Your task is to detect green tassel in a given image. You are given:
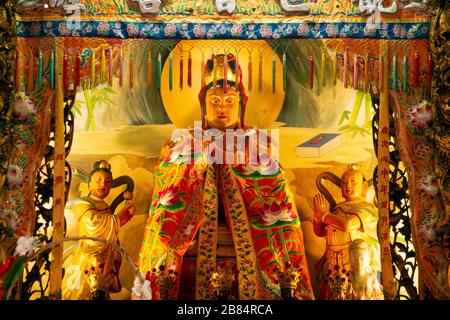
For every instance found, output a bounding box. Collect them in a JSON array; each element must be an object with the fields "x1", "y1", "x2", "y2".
[
  {"x1": 402, "y1": 55, "x2": 408, "y2": 92},
  {"x1": 392, "y1": 54, "x2": 397, "y2": 92},
  {"x1": 169, "y1": 52, "x2": 173, "y2": 91},
  {"x1": 272, "y1": 54, "x2": 276, "y2": 93},
  {"x1": 157, "y1": 52, "x2": 162, "y2": 89},
  {"x1": 282, "y1": 52, "x2": 286, "y2": 92},
  {"x1": 38, "y1": 49, "x2": 43, "y2": 89},
  {"x1": 50, "y1": 49, "x2": 55, "y2": 89}
]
